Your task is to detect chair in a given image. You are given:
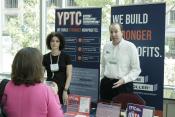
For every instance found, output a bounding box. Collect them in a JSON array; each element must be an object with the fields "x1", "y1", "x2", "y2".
[{"x1": 112, "y1": 93, "x2": 146, "y2": 110}]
